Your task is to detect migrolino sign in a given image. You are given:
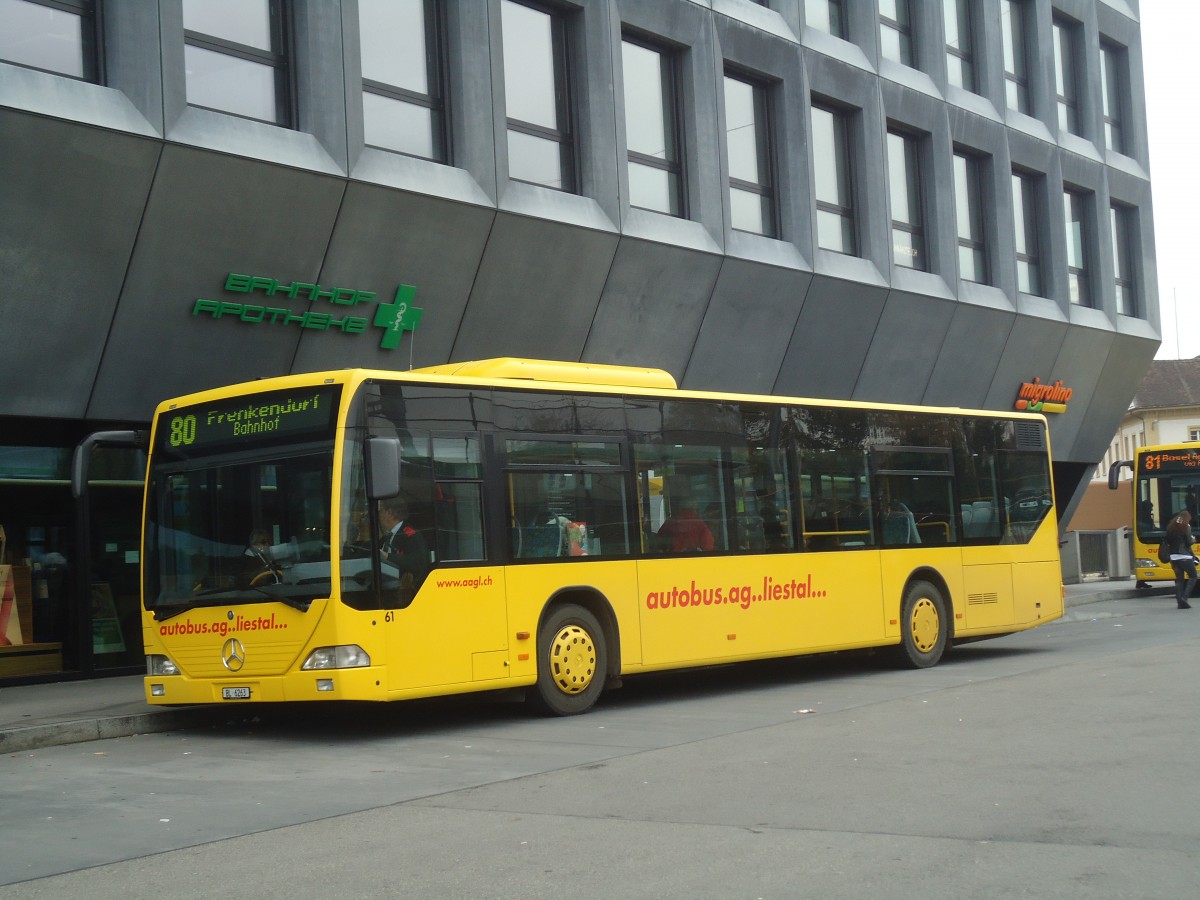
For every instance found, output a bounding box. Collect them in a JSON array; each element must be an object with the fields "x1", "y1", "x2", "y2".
[
  {"x1": 192, "y1": 273, "x2": 424, "y2": 350},
  {"x1": 1014, "y1": 377, "x2": 1072, "y2": 414}
]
